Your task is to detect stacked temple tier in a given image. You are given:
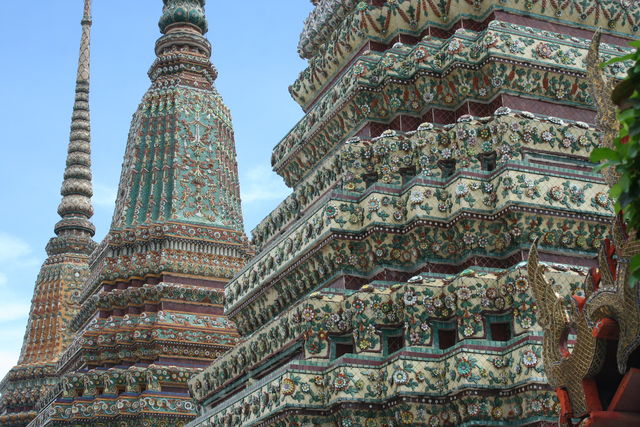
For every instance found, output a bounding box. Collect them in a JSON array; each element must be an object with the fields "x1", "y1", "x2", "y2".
[
  {"x1": 188, "y1": 0, "x2": 638, "y2": 426},
  {"x1": 17, "y1": 1, "x2": 252, "y2": 426},
  {"x1": 0, "y1": 1, "x2": 97, "y2": 425},
  {"x1": 2, "y1": 0, "x2": 639, "y2": 426}
]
